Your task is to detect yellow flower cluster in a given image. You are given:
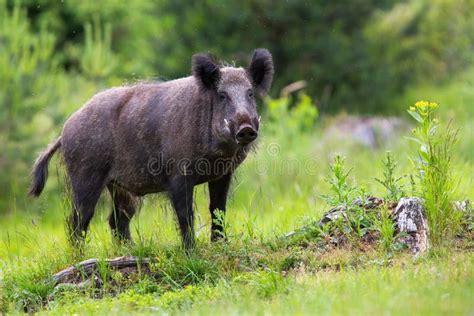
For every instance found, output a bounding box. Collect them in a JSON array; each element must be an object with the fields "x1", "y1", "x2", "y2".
[{"x1": 415, "y1": 100, "x2": 439, "y2": 109}]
